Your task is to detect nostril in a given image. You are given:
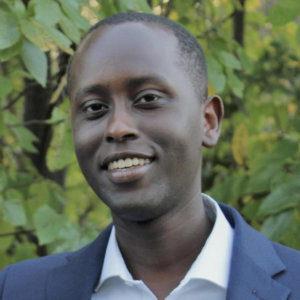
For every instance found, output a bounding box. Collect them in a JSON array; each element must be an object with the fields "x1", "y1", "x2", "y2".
[
  {"x1": 106, "y1": 136, "x2": 114, "y2": 143},
  {"x1": 106, "y1": 133, "x2": 137, "y2": 143},
  {"x1": 123, "y1": 133, "x2": 137, "y2": 140}
]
